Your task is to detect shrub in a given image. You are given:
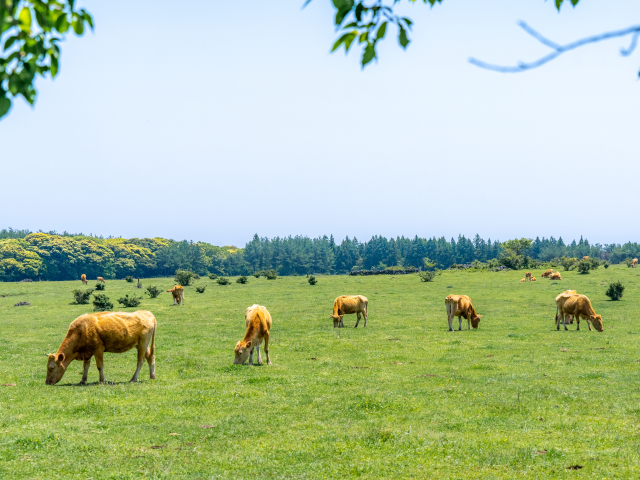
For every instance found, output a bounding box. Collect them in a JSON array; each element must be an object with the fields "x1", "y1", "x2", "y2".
[
  {"x1": 125, "y1": 276, "x2": 133, "y2": 283},
  {"x1": 72, "y1": 289, "x2": 94, "y2": 305},
  {"x1": 604, "y1": 262, "x2": 610, "y2": 269},
  {"x1": 174, "y1": 269, "x2": 198, "y2": 286},
  {"x1": 308, "y1": 275, "x2": 317, "y2": 285},
  {"x1": 92, "y1": 294, "x2": 113, "y2": 312},
  {"x1": 236, "y1": 276, "x2": 248, "y2": 284},
  {"x1": 589, "y1": 258, "x2": 601, "y2": 270},
  {"x1": 136, "y1": 277, "x2": 142, "y2": 288},
  {"x1": 117, "y1": 294, "x2": 142, "y2": 308},
  {"x1": 577, "y1": 260, "x2": 591, "y2": 274},
  {"x1": 560, "y1": 257, "x2": 577, "y2": 271},
  {"x1": 253, "y1": 271, "x2": 262, "y2": 278},
  {"x1": 624, "y1": 258, "x2": 633, "y2": 268},
  {"x1": 208, "y1": 273, "x2": 218, "y2": 280},
  {"x1": 217, "y1": 277, "x2": 230, "y2": 285},
  {"x1": 265, "y1": 269, "x2": 277, "y2": 280},
  {"x1": 195, "y1": 285, "x2": 207, "y2": 293},
  {"x1": 606, "y1": 281, "x2": 625, "y2": 301},
  {"x1": 94, "y1": 282, "x2": 105, "y2": 291},
  {"x1": 145, "y1": 285, "x2": 162, "y2": 298},
  {"x1": 419, "y1": 271, "x2": 435, "y2": 282}
]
